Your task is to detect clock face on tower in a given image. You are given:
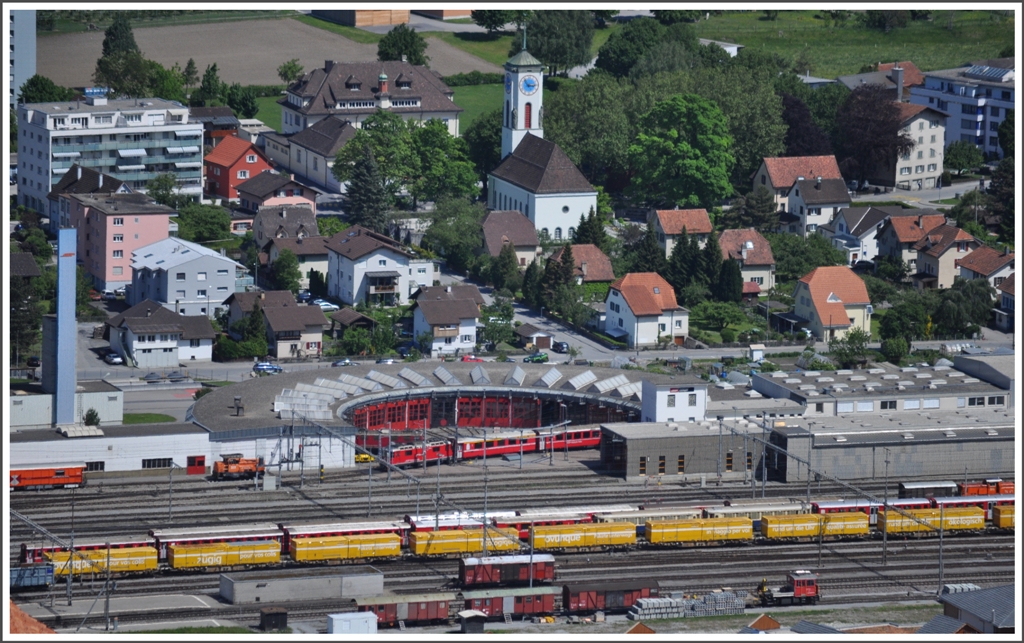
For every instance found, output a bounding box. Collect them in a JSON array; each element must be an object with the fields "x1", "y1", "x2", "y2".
[
  {"x1": 520, "y1": 75, "x2": 539, "y2": 96},
  {"x1": 504, "y1": 73, "x2": 512, "y2": 94}
]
